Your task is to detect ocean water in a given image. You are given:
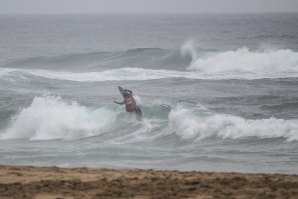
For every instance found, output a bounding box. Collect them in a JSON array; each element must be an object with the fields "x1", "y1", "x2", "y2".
[{"x1": 1, "y1": 14, "x2": 298, "y2": 174}]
